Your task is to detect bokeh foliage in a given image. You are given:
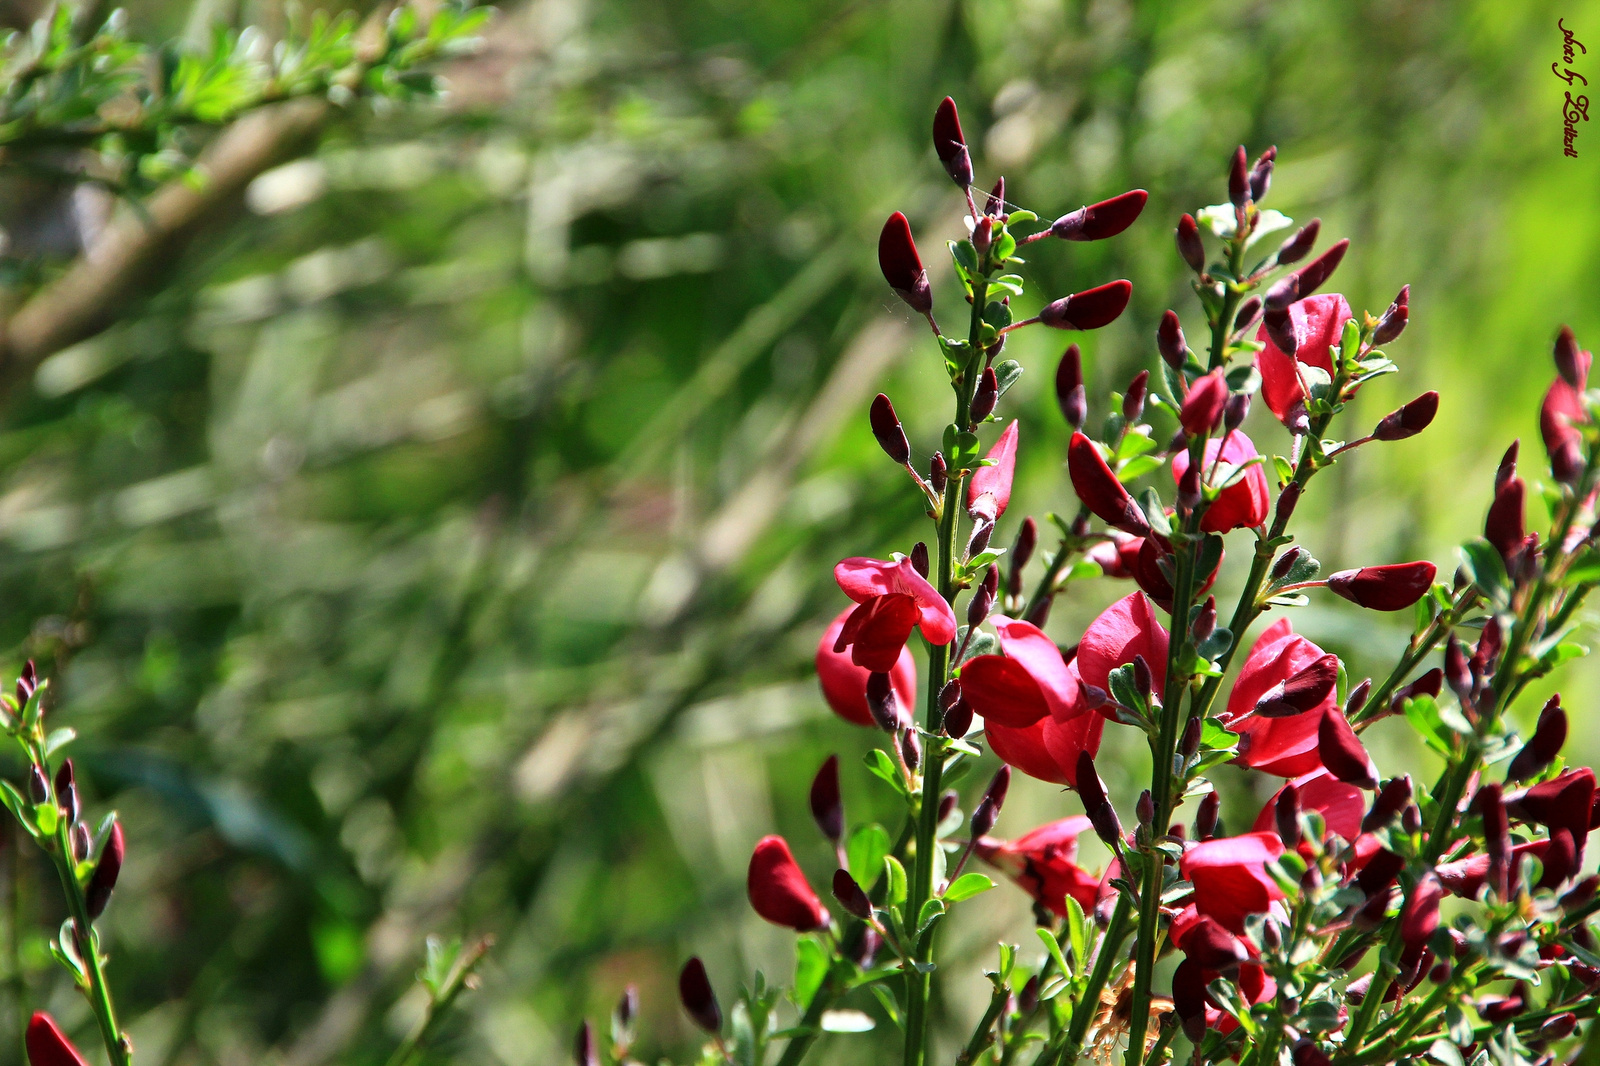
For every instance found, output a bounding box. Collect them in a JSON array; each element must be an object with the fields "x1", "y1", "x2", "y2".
[{"x1": 0, "y1": 0, "x2": 1595, "y2": 1063}]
